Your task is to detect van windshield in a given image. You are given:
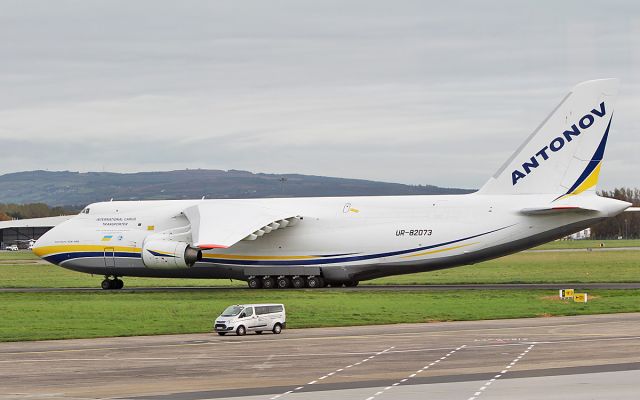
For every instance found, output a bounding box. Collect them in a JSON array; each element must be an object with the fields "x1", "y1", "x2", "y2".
[{"x1": 221, "y1": 306, "x2": 244, "y2": 317}]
